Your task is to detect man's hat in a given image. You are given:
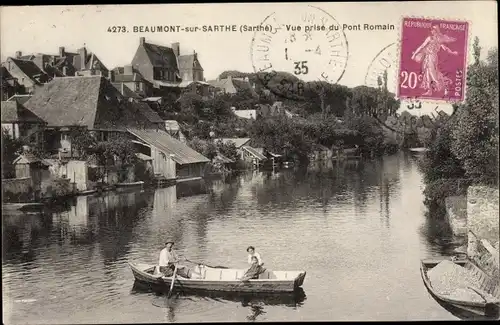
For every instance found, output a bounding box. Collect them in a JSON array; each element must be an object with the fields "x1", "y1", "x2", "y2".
[{"x1": 165, "y1": 240, "x2": 175, "y2": 245}]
